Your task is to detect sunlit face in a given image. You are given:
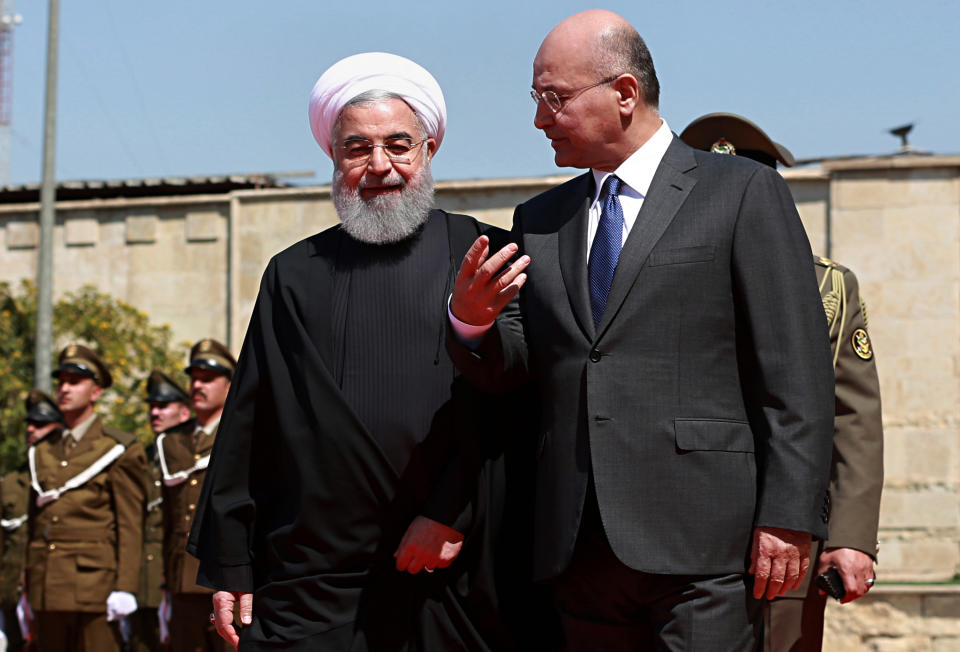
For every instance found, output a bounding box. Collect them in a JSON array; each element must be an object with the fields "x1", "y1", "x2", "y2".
[
  {"x1": 26, "y1": 420, "x2": 61, "y2": 446},
  {"x1": 531, "y1": 37, "x2": 624, "y2": 170},
  {"x1": 56, "y1": 372, "x2": 102, "y2": 415},
  {"x1": 332, "y1": 98, "x2": 435, "y2": 201},
  {"x1": 148, "y1": 400, "x2": 191, "y2": 434},
  {"x1": 189, "y1": 369, "x2": 230, "y2": 417}
]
